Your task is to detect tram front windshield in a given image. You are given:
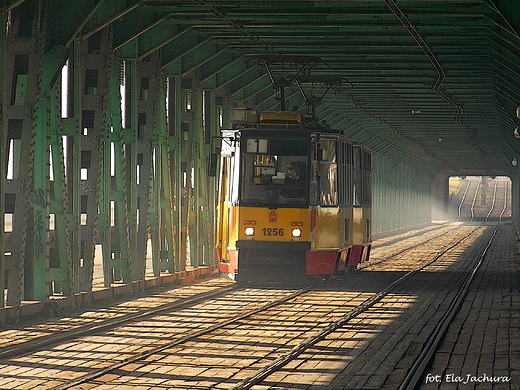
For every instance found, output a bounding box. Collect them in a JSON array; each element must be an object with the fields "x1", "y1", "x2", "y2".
[{"x1": 240, "y1": 136, "x2": 309, "y2": 206}]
